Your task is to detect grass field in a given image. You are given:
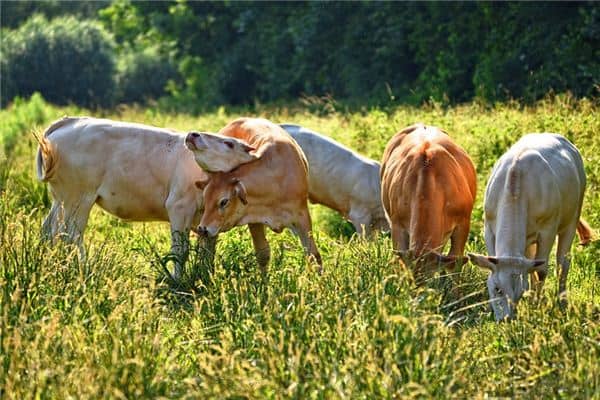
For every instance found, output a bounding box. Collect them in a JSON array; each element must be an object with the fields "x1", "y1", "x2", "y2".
[{"x1": 1, "y1": 93, "x2": 599, "y2": 398}]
